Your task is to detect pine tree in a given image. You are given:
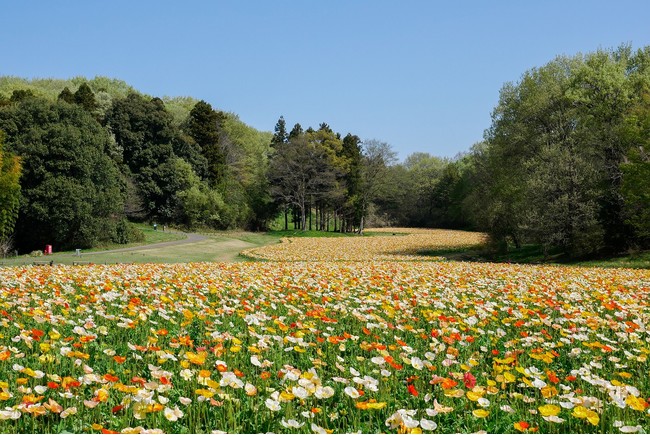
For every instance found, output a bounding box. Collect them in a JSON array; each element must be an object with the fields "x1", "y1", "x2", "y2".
[
  {"x1": 185, "y1": 100, "x2": 226, "y2": 187},
  {"x1": 74, "y1": 83, "x2": 98, "y2": 112},
  {"x1": 271, "y1": 116, "x2": 288, "y2": 147},
  {"x1": 288, "y1": 123, "x2": 303, "y2": 140},
  {"x1": 58, "y1": 87, "x2": 75, "y2": 103}
]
